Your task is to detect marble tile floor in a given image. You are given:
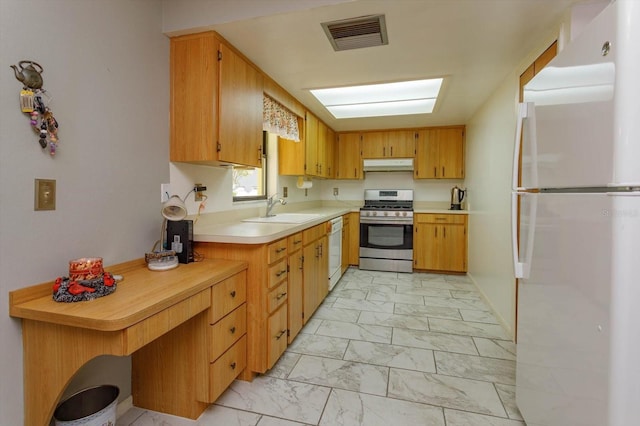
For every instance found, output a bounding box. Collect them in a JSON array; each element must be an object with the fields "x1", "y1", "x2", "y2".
[{"x1": 118, "y1": 268, "x2": 524, "y2": 426}]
